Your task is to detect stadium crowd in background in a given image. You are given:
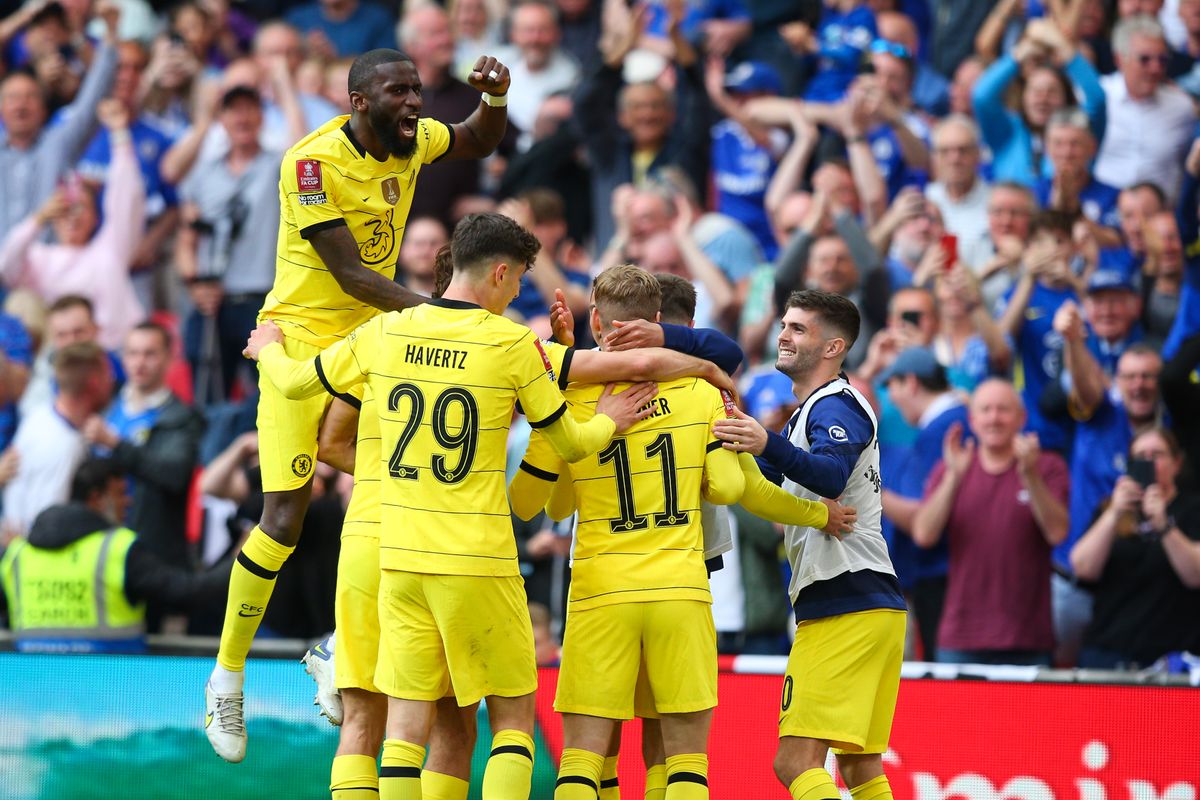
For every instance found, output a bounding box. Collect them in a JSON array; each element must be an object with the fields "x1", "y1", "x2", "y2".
[{"x1": 1, "y1": 0, "x2": 1200, "y2": 675}]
